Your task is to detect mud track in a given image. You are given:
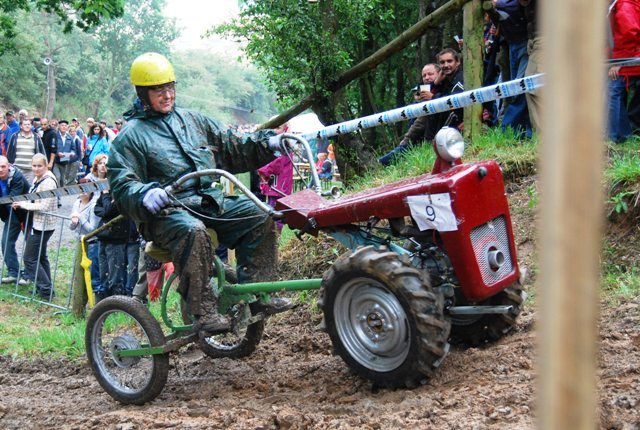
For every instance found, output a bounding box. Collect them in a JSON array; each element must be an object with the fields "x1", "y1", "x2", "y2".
[{"x1": 0, "y1": 300, "x2": 638, "y2": 429}]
